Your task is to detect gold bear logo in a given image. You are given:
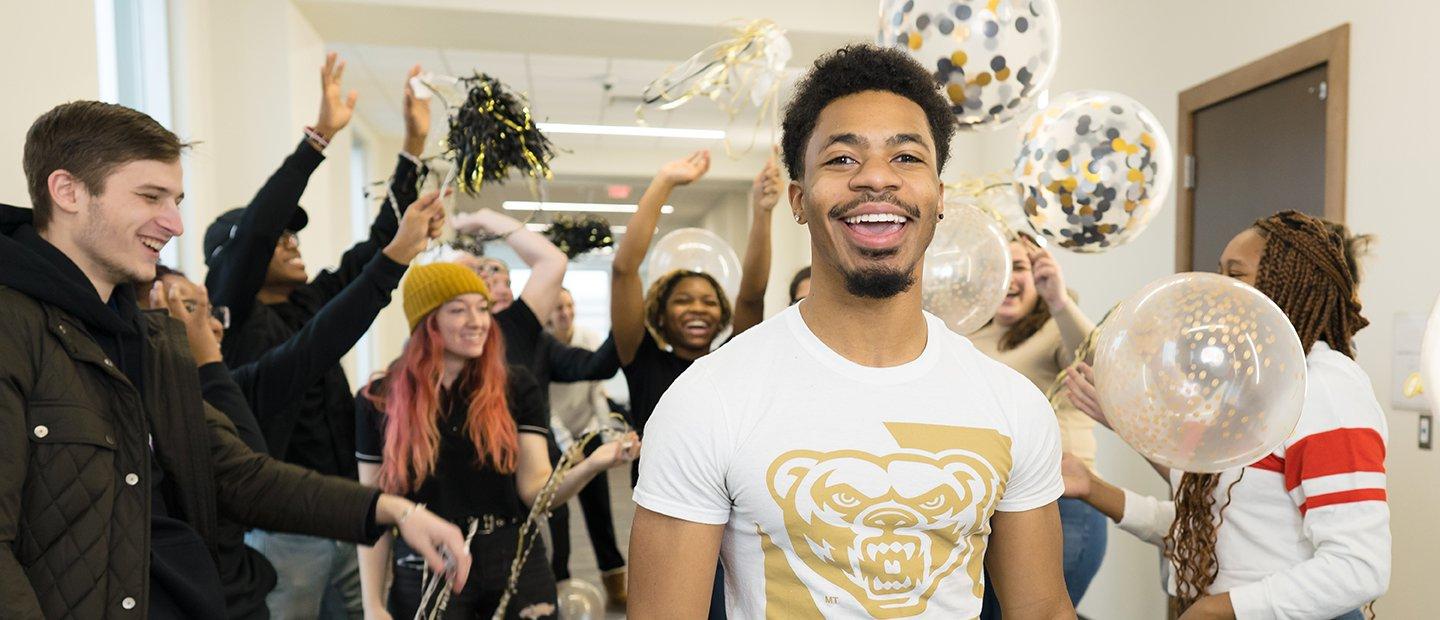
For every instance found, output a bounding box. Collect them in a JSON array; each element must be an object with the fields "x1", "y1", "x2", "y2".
[{"x1": 767, "y1": 447, "x2": 1005, "y2": 617}]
